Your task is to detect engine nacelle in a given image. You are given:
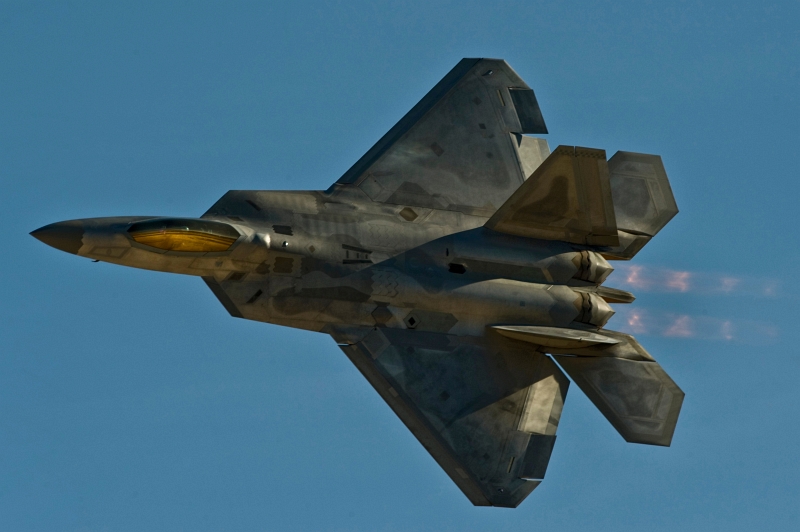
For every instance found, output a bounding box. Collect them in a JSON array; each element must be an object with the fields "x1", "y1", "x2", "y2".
[
  {"x1": 572, "y1": 291, "x2": 615, "y2": 328},
  {"x1": 572, "y1": 250, "x2": 613, "y2": 285}
]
